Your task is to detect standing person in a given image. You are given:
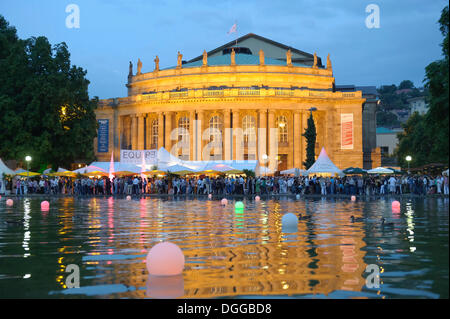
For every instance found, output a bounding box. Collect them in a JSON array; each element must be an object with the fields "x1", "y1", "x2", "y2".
[
  {"x1": 388, "y1": 175, "x2": 396, "y2": 194},
  {"x1": 444, "y1": 174, "x2": 449, "y2": 195}
]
